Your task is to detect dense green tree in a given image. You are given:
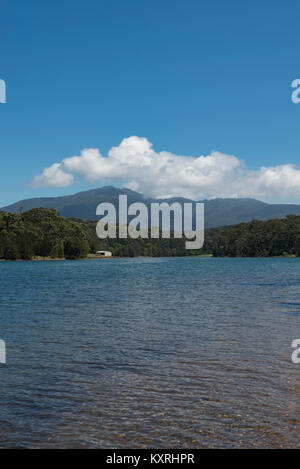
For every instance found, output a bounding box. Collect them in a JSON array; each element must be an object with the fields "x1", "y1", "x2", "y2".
[
  {"x1": 209, "y1": 215, "x2": 300, "y2": 257},
  {"x1": 0, "y1": 209, "x2": 90, "y2": 260}
]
